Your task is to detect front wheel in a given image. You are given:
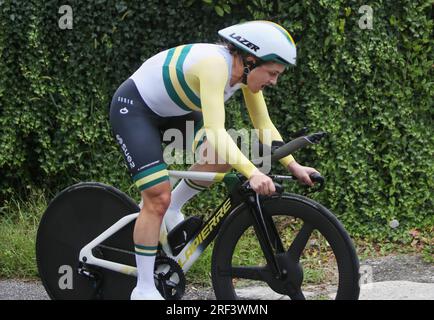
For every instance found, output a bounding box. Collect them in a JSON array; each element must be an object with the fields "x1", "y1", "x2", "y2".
[{"x1": 211, "y1": 194, "x2": 360, "y2": 300}]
